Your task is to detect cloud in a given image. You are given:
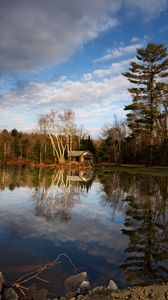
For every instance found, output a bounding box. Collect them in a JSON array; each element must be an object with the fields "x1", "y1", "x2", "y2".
[
  {"x1": 0, "y1": 0, "x2": 167, "y2": 73},
  {"x1": 0, "y1": 73, "x2": 129, "y2": 114},
  {"x1": 0, "y1": 107, "x2": 37, "y2": 132},
  {"x1": 0, "y1": 0, "x2": 119, "y2": 72},
  {"x1": 0, "y1": 57, "x2": 131, "y2": 135},
  {"x1": 95, "y1": 43, "x2": 142, "y2": 63},
  {"x1": 124, "y1": 0, "x2": 168, "y2": 19},
  {"x1": 92, "y1": 59, "x2": 131, "y2": 77}
]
